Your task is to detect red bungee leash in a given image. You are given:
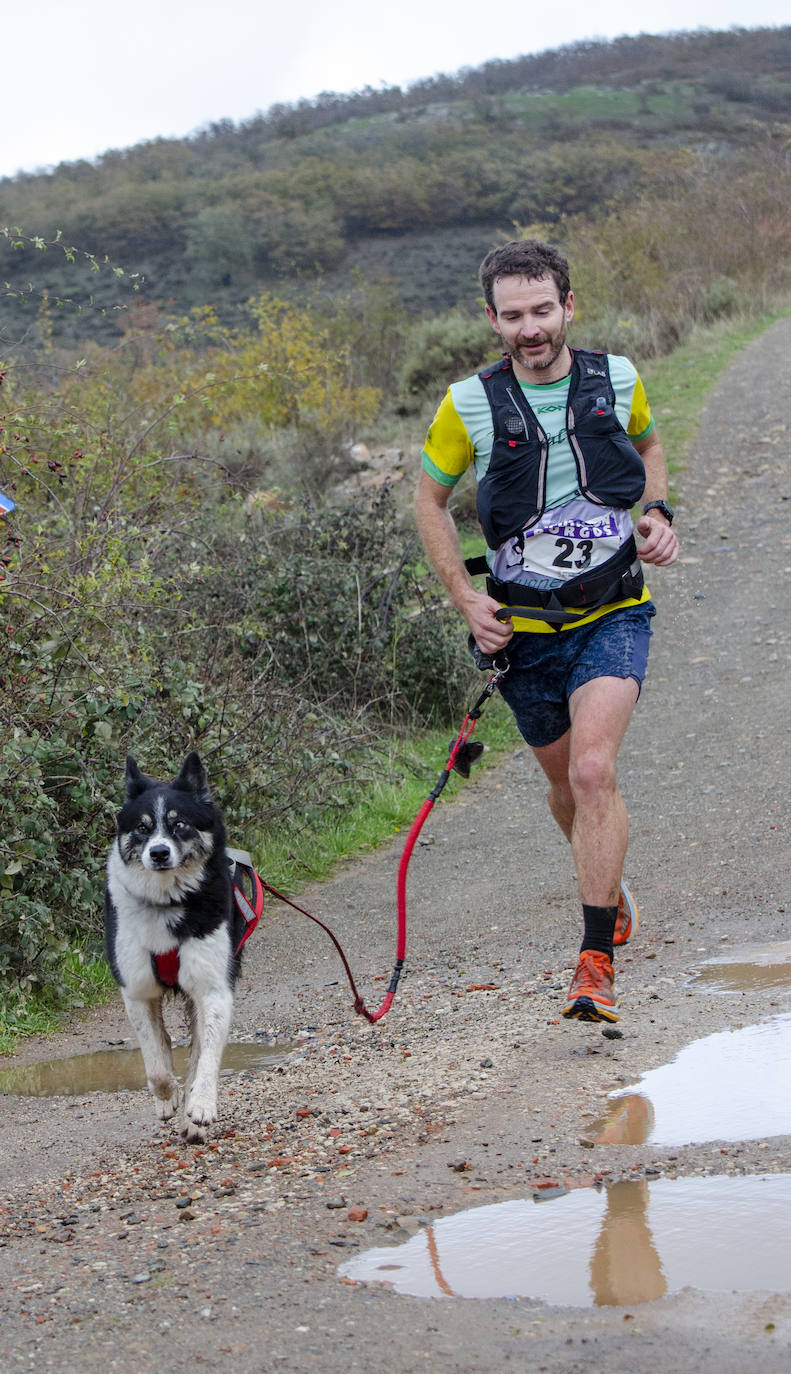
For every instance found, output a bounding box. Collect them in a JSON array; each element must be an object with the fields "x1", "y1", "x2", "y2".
[{"x1": 249, "y1": 656, "x2": 509, "y2": 1023}]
